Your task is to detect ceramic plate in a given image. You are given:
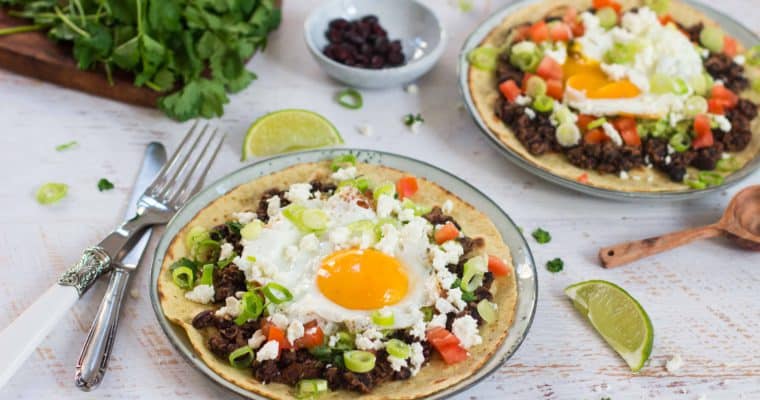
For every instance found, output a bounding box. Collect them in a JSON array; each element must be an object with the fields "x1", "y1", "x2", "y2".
[
  {"x1": 458, "y1": 0, "x2": 760, "y2": 201},
  {"x1": 149, "y1": 148, "x2": 538, "y2": 399}
]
